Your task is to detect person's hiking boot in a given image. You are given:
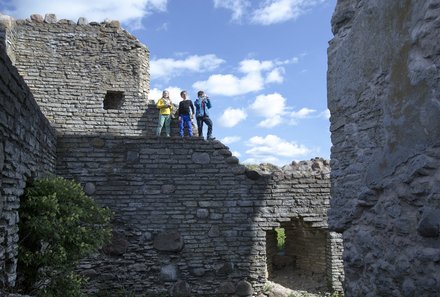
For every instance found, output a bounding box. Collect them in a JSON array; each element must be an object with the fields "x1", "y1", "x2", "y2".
[{"x1": 207, "y1": 136, "x2": 216, "y2": 141}]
